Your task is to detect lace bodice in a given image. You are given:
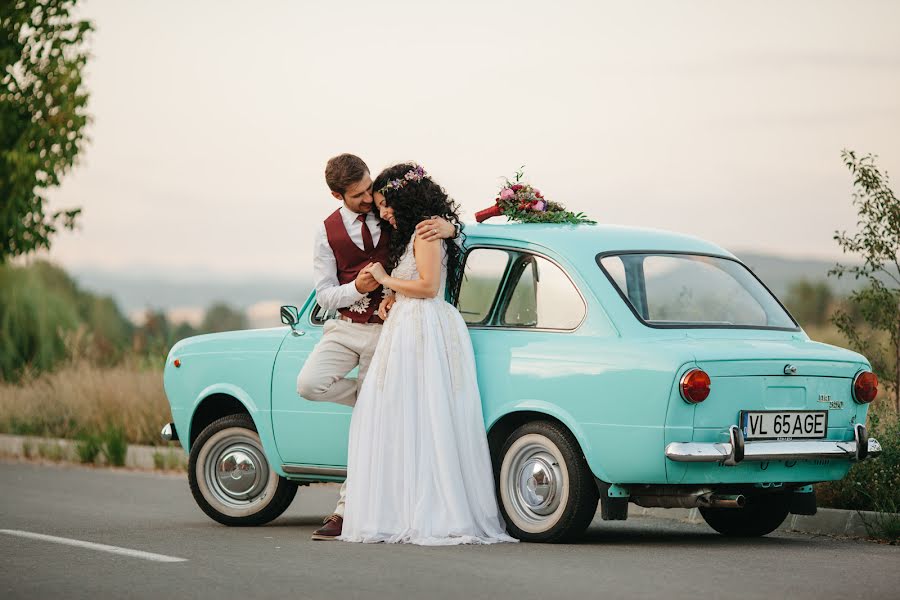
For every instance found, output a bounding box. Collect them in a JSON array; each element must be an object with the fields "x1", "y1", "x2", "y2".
[{"x1": 390, "y1": 234, "x2": 447, "y2": 299}]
